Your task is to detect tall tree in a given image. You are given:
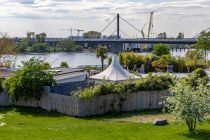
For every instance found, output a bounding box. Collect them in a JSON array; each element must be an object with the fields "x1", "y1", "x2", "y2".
[
  {"x1": 0, "y1": 33, "x2": 17, "y2": 67},
  {"x1": 96, "y1": 45, "x2": 108, "y2": 71},
  {"x1": 158, "y1": 32, "x2": 167, "y2": 39},
  {"x1": 196, "y1": 31, "x2": 210, "y2": 66},
  {"x1": 83, "y1": 31, "x2": 101, "y2": 39},
  {"x1": 36, "y1": 33, "x2": 47, "y2": 43},
  {"x1": 152, "y1": 44, "x2": 170, "y2": 56},
  {"x1": 57, "y1": 39, "x2": 82, "y2": 52},
  {"x1": 177, "y1": 32, "x2": 184, "y2": 39}
]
